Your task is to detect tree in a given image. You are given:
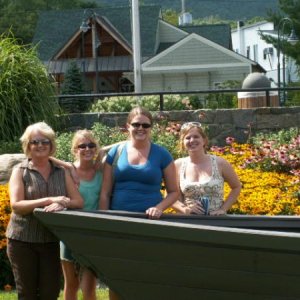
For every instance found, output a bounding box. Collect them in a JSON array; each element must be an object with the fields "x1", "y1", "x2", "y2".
[
  {"x1": 263, "y1": 0, "x2": 300, "y2": 68},
  {"x1": 0, "y1": 34, "x2": 60, "y2": 141},
  {"x1": 61, "y1": 61, "x2": 88, "y2": 113},
  {"x1": 162, "y1": 9, "x2": 179, "y2": 26}
]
